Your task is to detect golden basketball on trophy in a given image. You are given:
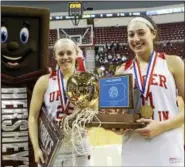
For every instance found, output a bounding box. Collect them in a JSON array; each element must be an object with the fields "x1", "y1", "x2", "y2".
[{"x1": 66, "y1": 71, "x2": 99, "y2": 109}]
